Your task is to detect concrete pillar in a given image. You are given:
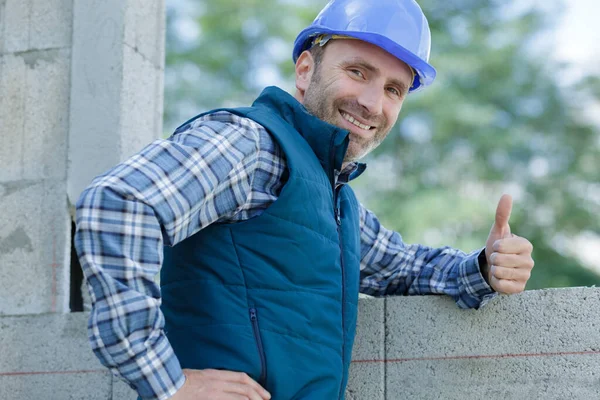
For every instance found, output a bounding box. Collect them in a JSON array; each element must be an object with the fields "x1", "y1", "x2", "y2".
[
  {"x1": 0, "y1": 0, "x2": 74, "y2": 314},
  {"x1": 0, "y1": 0, "x2": 165, "y2": 315},
  {"x1": 67, "y1": 0, "x2": 166, "y2": 204}
]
